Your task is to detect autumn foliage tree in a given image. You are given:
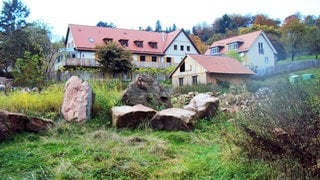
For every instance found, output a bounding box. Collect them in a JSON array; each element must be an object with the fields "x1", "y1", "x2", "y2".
[
  {"x1": 189, "y1": 34, "x2": 208, "y2": 54},
  {"x1": 281, "y1": 15, "x2": 306, "y2": 61}
]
